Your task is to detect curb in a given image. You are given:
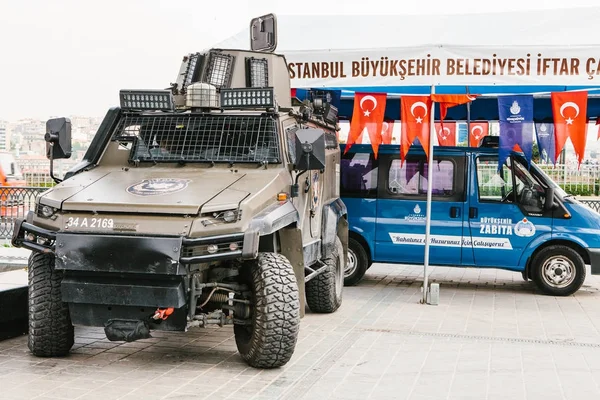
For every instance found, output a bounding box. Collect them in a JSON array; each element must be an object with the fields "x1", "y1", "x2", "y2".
[{"x1": 0, "y1": 263, "x2": 28, "y2": 273}]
